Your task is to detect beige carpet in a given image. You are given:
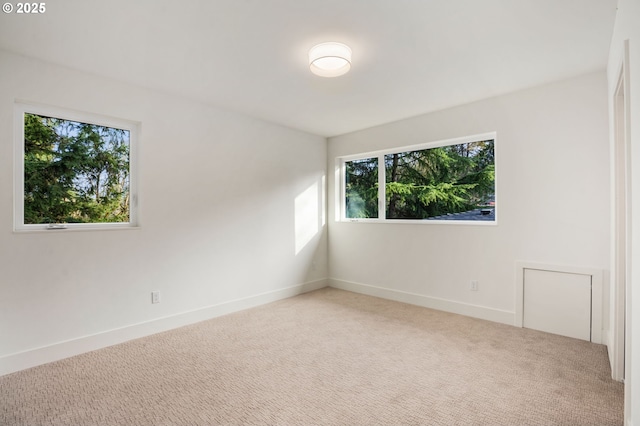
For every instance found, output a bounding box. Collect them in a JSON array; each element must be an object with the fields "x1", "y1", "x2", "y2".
[{"x1": 0, "y1": 288, "x2": 623, "y2": 425}]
